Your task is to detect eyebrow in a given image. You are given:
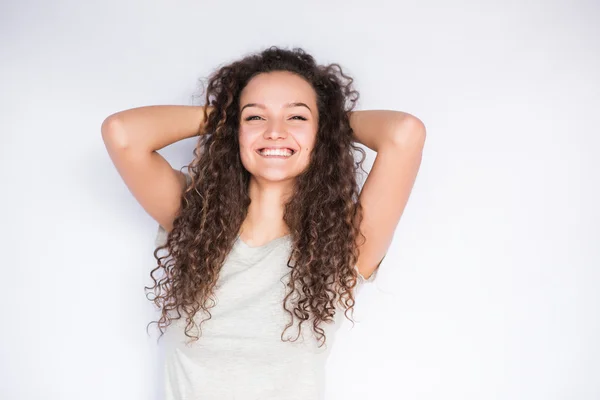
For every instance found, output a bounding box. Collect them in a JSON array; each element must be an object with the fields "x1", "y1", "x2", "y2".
[{"x1": 240, "y1": 102, "x2": 313, "y2": 114}]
